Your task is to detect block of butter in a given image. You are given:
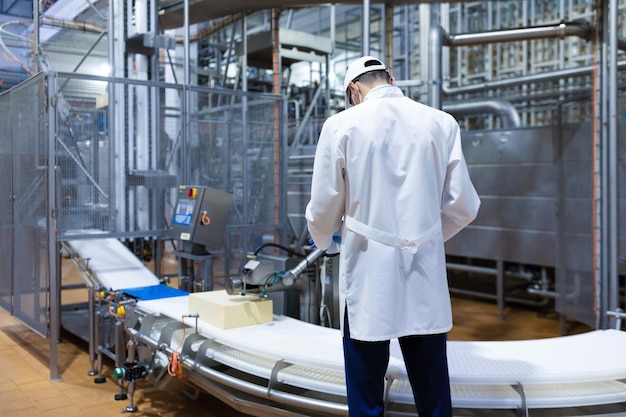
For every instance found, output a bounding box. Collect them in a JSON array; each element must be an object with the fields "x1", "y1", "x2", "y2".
[{"x1": 188, "y1": 289, "x2": 273, "y2": 329}]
